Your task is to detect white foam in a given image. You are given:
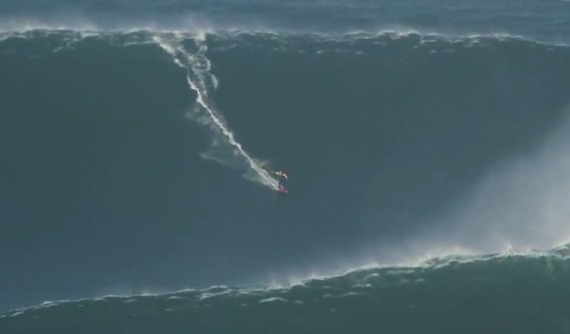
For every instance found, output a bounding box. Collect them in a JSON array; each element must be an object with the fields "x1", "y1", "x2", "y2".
[
  {"x1": 258, "y1": 297, "x2": 288, "y2": 303},
  {"x1": 0, "y1": 20, "x2": 566, "y2": 49}
]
